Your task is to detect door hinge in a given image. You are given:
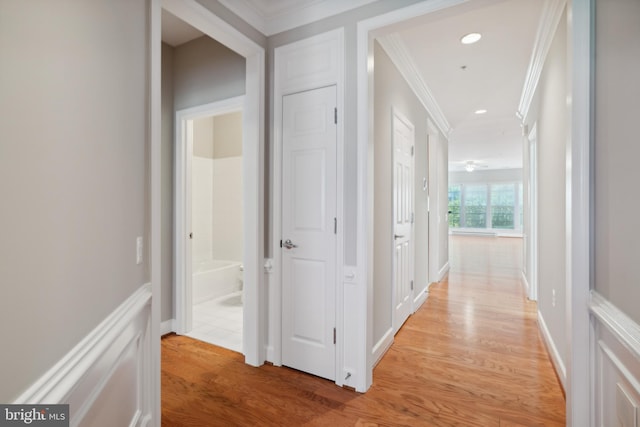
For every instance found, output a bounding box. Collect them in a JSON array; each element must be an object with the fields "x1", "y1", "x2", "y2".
[
  {"x1": 334, "y1": 217, "x2": 337, "y2": 234},
  {"x1": 411, "y1": 145, "x2": 414, "y2": 156},
  {"x1": 333, "y1": 327, "x2": 336, "y2": 344},
  {"x1": 410, "y1": 280, "x2": 414, "y2": 291},
  {"x1": 334, "y1": 107, "x2": 337, "y2": 124},
  {"x1": 189, "y1": 232, "x2": 193, "y2": 239},
  {"x1": 280, "y1": 239, "x2": 283, "y2": 248}
]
